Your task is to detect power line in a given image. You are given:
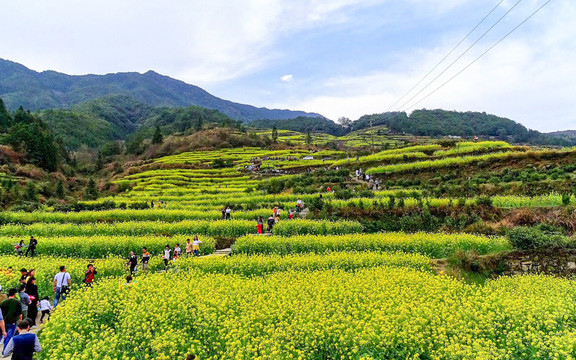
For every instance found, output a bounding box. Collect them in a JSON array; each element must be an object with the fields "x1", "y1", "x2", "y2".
[
  {"x1": 387, "y1": 0, "x2": 505, "y2": 112},
  {"x1": 403, "y1": 0, "x2": 554, "y2": 111},
  {"x1": 395, "y1": 0, "x2": 524, "y2": 112}
]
